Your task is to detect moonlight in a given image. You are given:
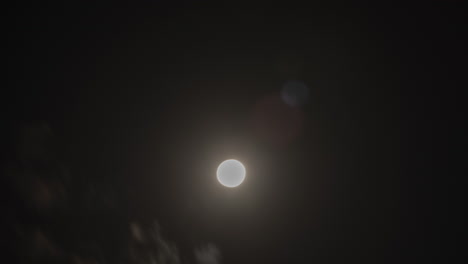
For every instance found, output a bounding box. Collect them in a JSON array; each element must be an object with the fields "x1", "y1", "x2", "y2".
[{"x1": 216, "y1": 159, "x2": 246, "y2": 188}]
